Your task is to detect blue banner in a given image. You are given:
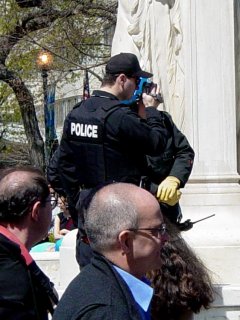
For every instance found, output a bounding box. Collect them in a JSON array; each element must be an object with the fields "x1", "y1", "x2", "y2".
[{"x1": 46, "y1": 83, "x2": 58, "y2": 141}]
